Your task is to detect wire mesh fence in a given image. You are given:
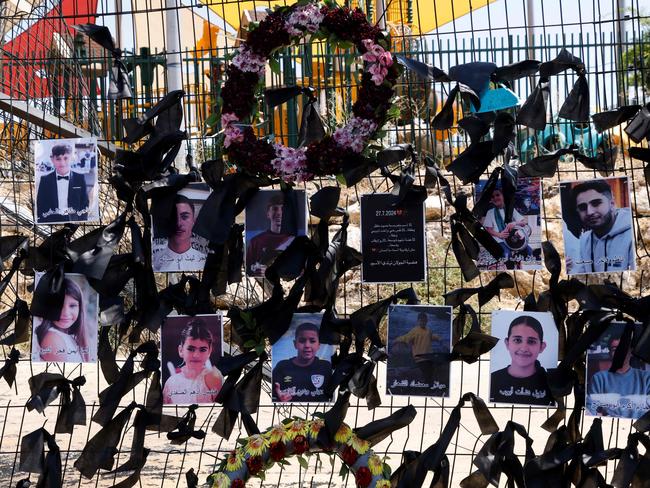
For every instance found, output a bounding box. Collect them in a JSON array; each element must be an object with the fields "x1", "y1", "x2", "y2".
[{"x1": 0, "y1": 0, "x2": 649, "y2": 486}]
